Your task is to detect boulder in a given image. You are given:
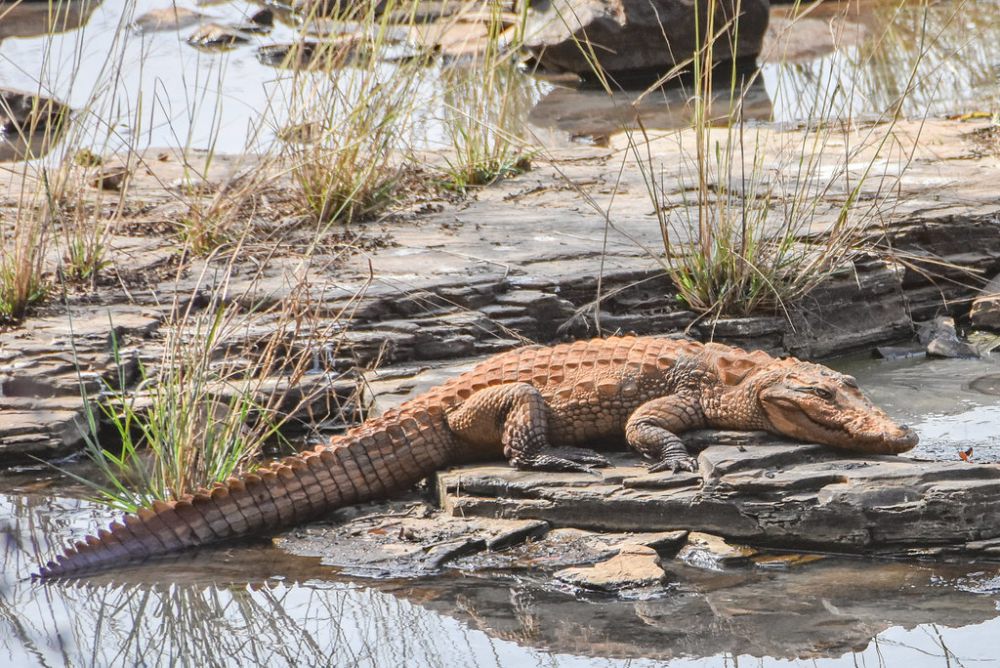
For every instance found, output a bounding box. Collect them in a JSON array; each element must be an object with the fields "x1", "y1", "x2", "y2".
[
  {"x1": 970, "y1": 274, "x2": 1000, "y2": 331},
  {"x1": 523, "y1": 0, "x2": 769, "y2": 81}
]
